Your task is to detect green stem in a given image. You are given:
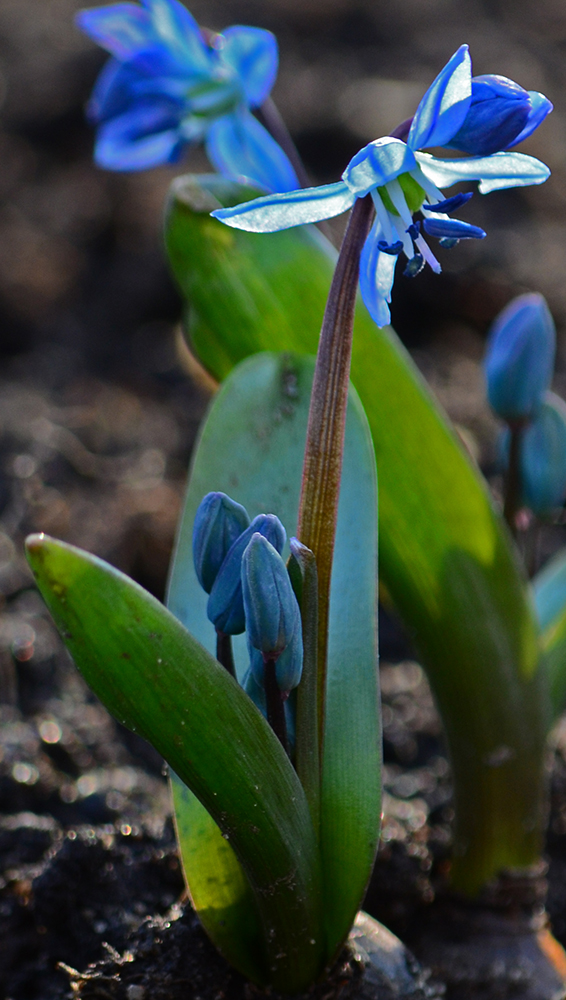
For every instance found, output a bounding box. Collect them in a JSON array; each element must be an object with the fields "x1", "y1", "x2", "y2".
[
  {"x1": 264, "y1": 657, "x2": 288, "y2": 754},
  {"x1": 296, "y1": 195, "x2": 374, "y2": 748},
  {"x1": 503, "y1": 422, "x2": 524, "y2": 537},
  {"x1": 216, "y1": 630, "x2": 236, "y2": 677}
]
